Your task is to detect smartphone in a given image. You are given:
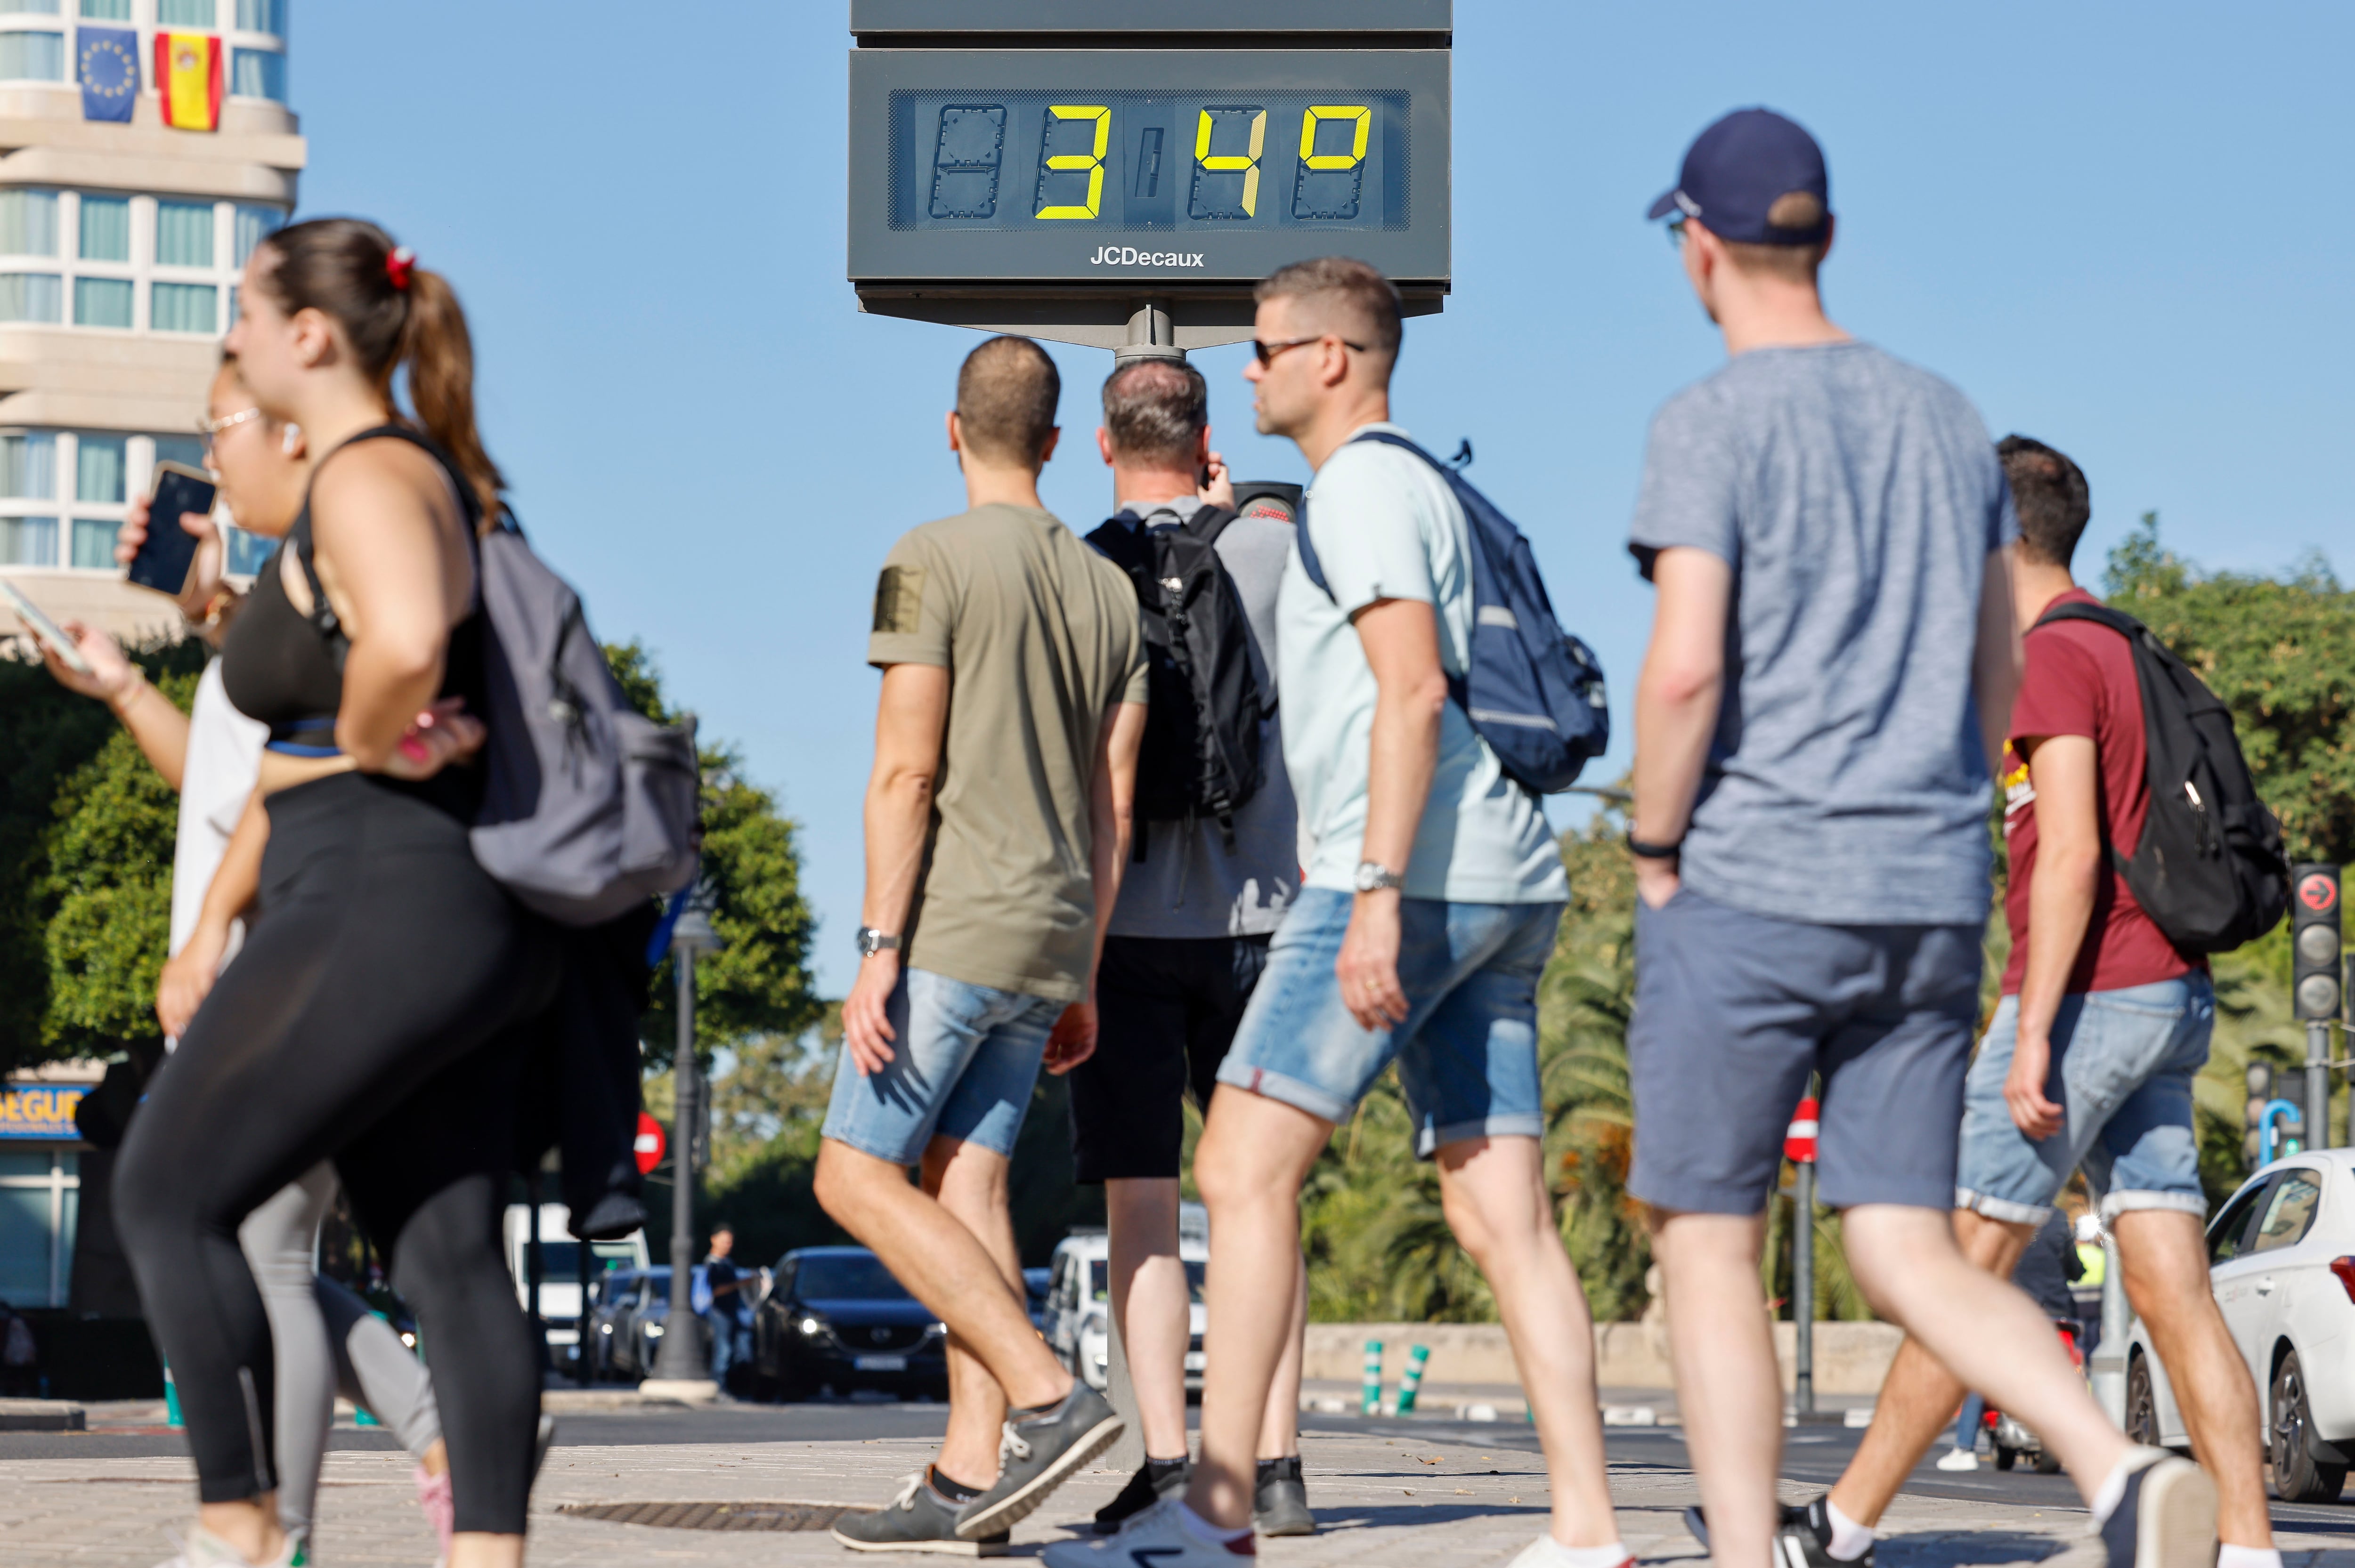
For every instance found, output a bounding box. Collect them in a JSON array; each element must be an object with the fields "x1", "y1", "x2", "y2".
[
  {"x1": 126, "y1": 461, "x2": 219, "y2": 598},
  {"x1": 2, "y1": 578, "x2": 93, "y2": 675}
]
